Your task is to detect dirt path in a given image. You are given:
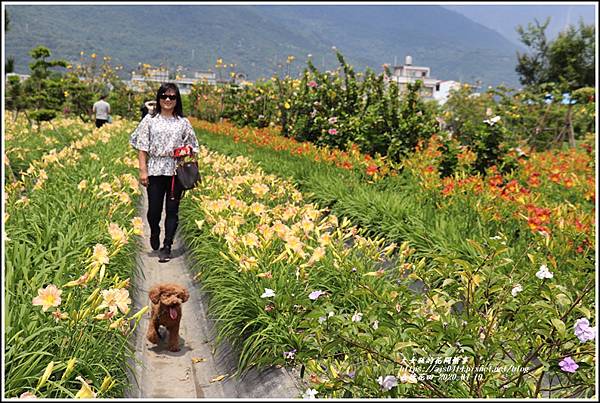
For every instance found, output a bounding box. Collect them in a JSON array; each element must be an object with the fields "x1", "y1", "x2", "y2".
[{"x1": 125, "y1": 192, "x2": 302, "y2": 398}]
